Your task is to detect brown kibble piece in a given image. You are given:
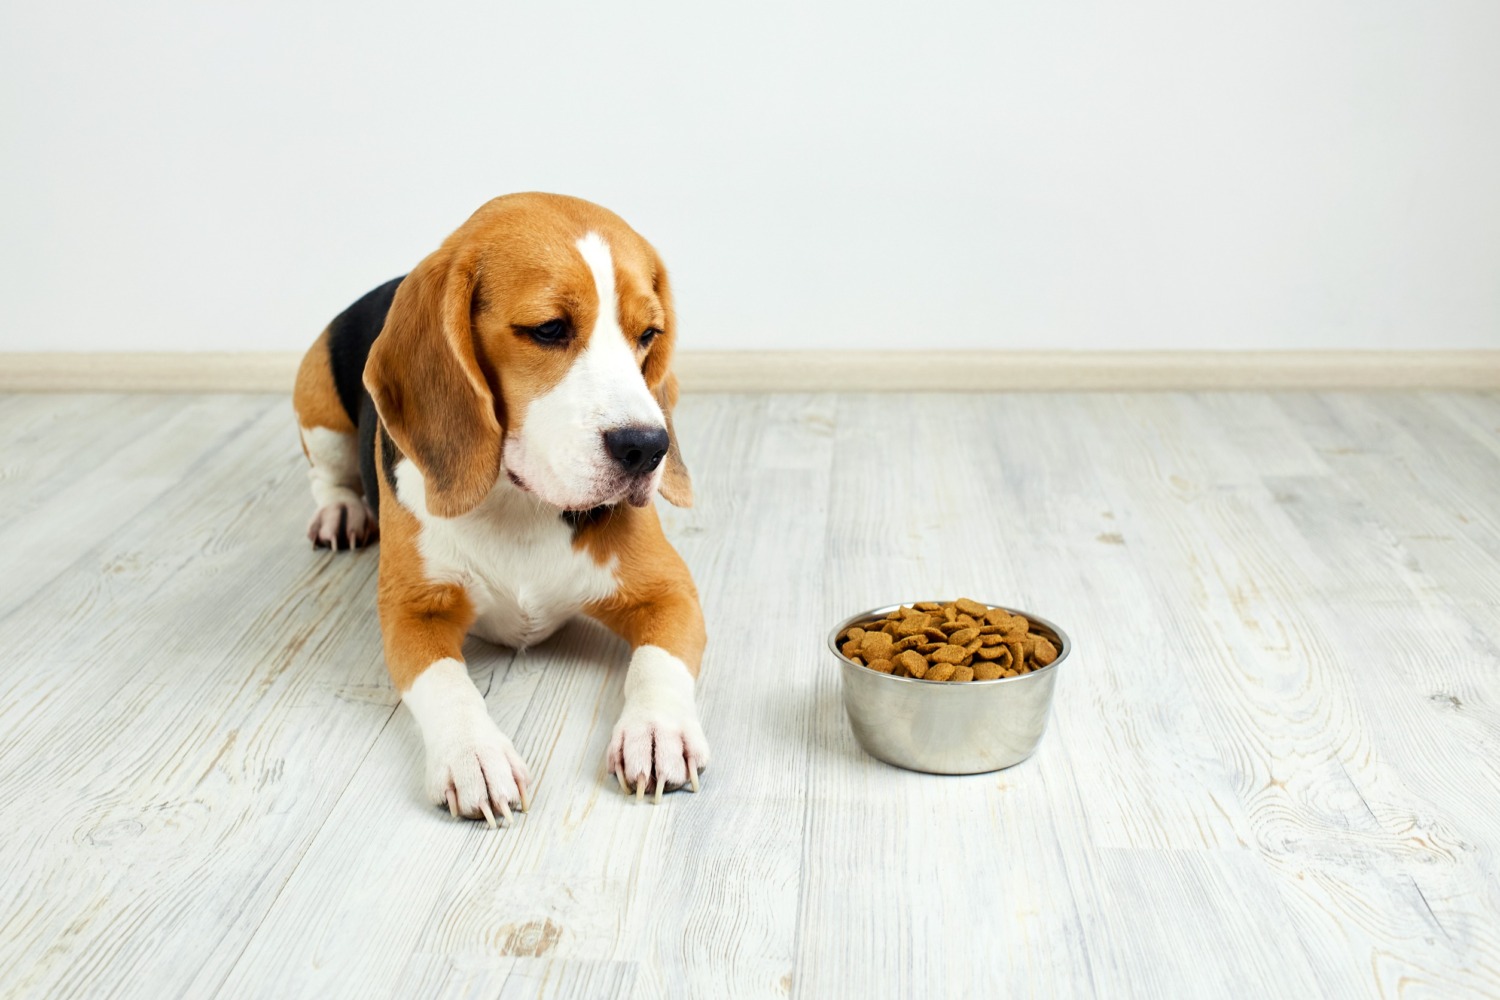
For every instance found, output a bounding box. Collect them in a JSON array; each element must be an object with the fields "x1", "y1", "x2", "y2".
[
  {"x1": 893, "y1": 635, "x2": 926, "y2": 652},
  {"x1": 949, "y1": 627, "x2": 979, "y2": 646},
  {"x1": 895, "y1": 650, "x2": 927, "y2": 676},
  {"x1": 953, "y1": 665, "x2": 975, "y2": 683},
  {"x1": 972, "y1": 661, "x2": 1003, "y2": 680},
  {"x1": 954, "y1": 598, "x2": 988, "y2": 617},
  {"x1": 845, "y1": 626, "x2": 866, "y2": 643},
  {"x1": 942, "y1": 605, "x2": 957, "y2": 624},
  {"x1": 923, "y1": 627, "x2": 948, "y2": 641},
  {"x1": 896, "y1": 615, "x2": 931, "y2": 637},
  {"x1": 930, "y1": 644, "x2": 968, "y2": 664},
  {"x1": 984, "y1": 614, "x2": 1020, "y2": 638},
  {"x1": 867, "y1": 658, "x2": 895, "y2": 674},
  {"x1": 963, "y1": 637, "x2": 983, "y2": 655},
  {"x1": 1006, "y1": 642, "x2": 1026, "y2": 671},
  {"x1": 862, "y1": 632, "x2": 895, "y2": 660},
  {"x1": 914, "y1": 601, "x2": 942, "y2": 611},
  {"x1": 980, "y1": 634, "x2": 1005, "y2": 646},
  {"x1": 974, "y1": 645, "x2": 1007, "y2": 661},
  {"x1": 926, "y1": 662, "x2": 957, "y2": 682},
  {"x1": 1030, "y1": 635, "x2": 1058, "y2": 666},
  {"x1": 979, "y1": 610, "x2": 1026, "y2": 638},
  {"x1": 916, "y1": 642, "x2": 943, "y2": 654},
  {"x1": 841, "y1": 639, "x2": 862, "y2": 658}
]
